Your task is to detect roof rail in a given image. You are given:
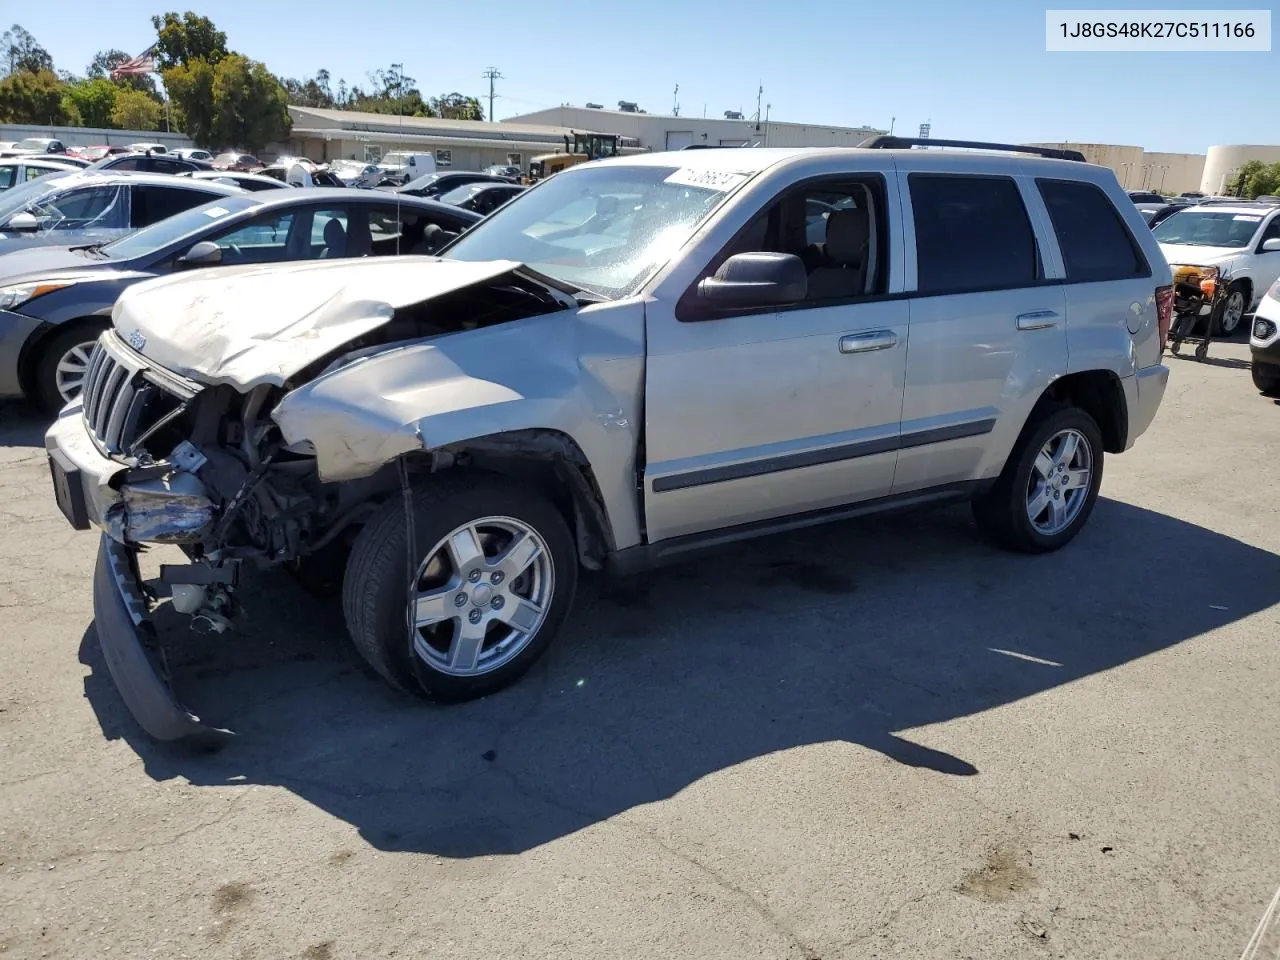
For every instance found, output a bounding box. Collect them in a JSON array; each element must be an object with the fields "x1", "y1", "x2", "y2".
[{"x1": 858, "y1": 136, "x2": 1087, "y2": 163}]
